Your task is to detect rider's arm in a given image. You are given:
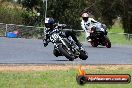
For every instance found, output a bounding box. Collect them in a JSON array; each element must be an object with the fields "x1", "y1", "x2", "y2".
[
  {"x1": 90, "y1": 18, "x2": 98, "y2": 23},
  {"x1": 89, "y1": 18, "x2": 98, "y2": 29},
  {"x1": 44, "y1": 28, "x2": 50, "y2": 39},
  {"x1": 81, "y1": 21, "x2": 86, "y2": 31},
  {"x1": 43, "y1": 28, "x2": 50, "y2": 47}
]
